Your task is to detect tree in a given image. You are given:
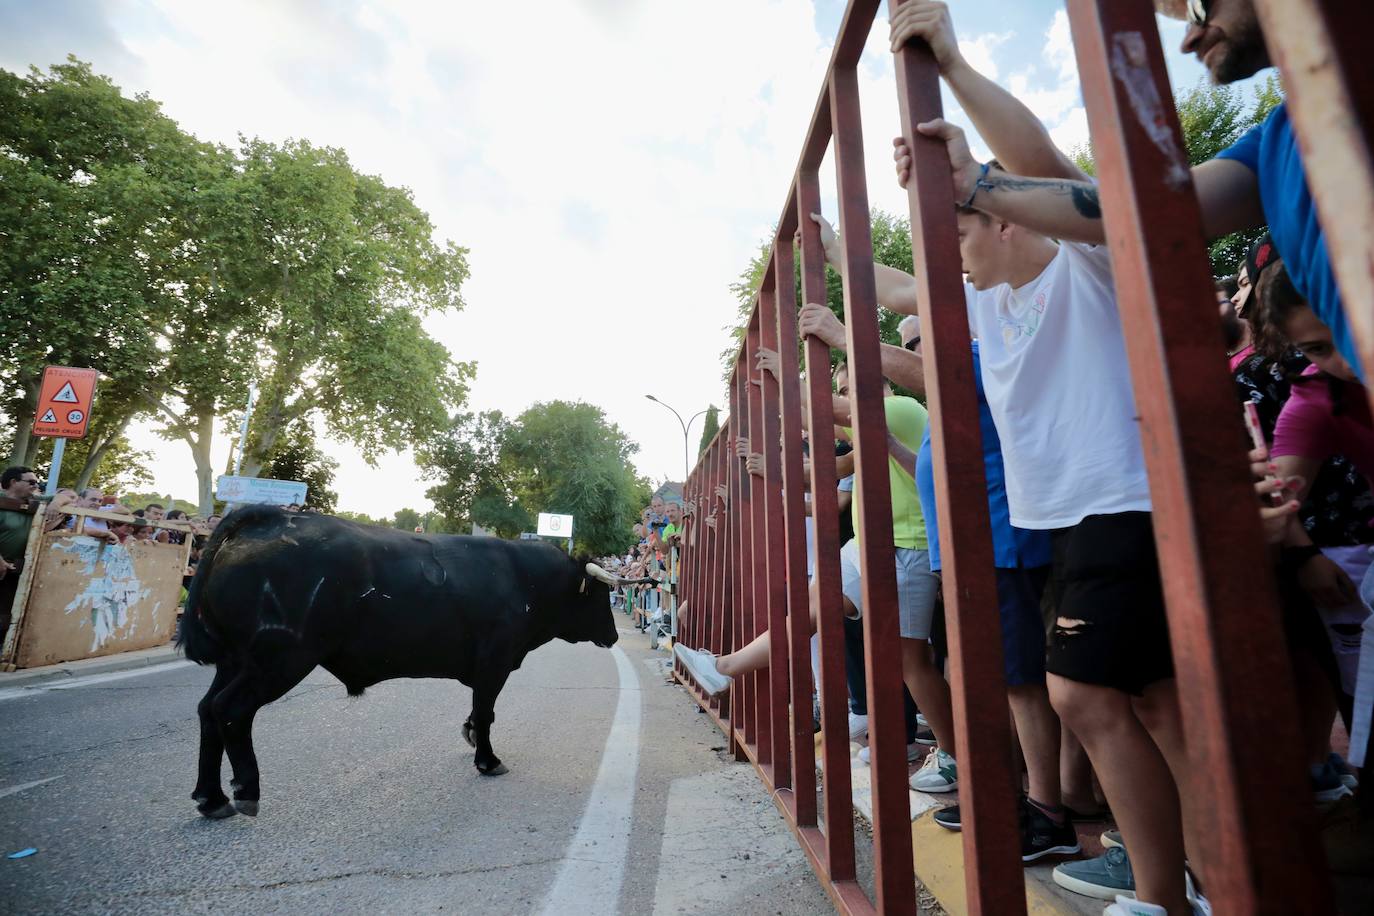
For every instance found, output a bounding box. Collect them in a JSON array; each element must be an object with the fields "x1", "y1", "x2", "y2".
[
  {"x1": 231, "y1": 139, "x2": 474, "y2": 482},
  {"x1": 0, "y1": 59, "x2": 209, "y2": 468},
  {"x1": 392, "y1": 508, "x2": 423, "y2": 531},
  {"x1": 418, "y1": 401, "x2": 650, "y2": 556},
  {"x1": 334, "y1": 510, "x2": 391, "y2": 527},
  {"x1": 1069, "y1": 75, "x2": 1283, "y2": 276},
  {"x1": 723, "y1": 212, "x2": 911, "y2": 382},
  {"x1": 29, "y1": 432, "x2": 155, "y2": 495},
  {"x1": 697, "y1": 405, "x2": 720, "y2": 456},
  {"x1": 259, "y1": 419, "x2": 339, "y2": 513}
]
